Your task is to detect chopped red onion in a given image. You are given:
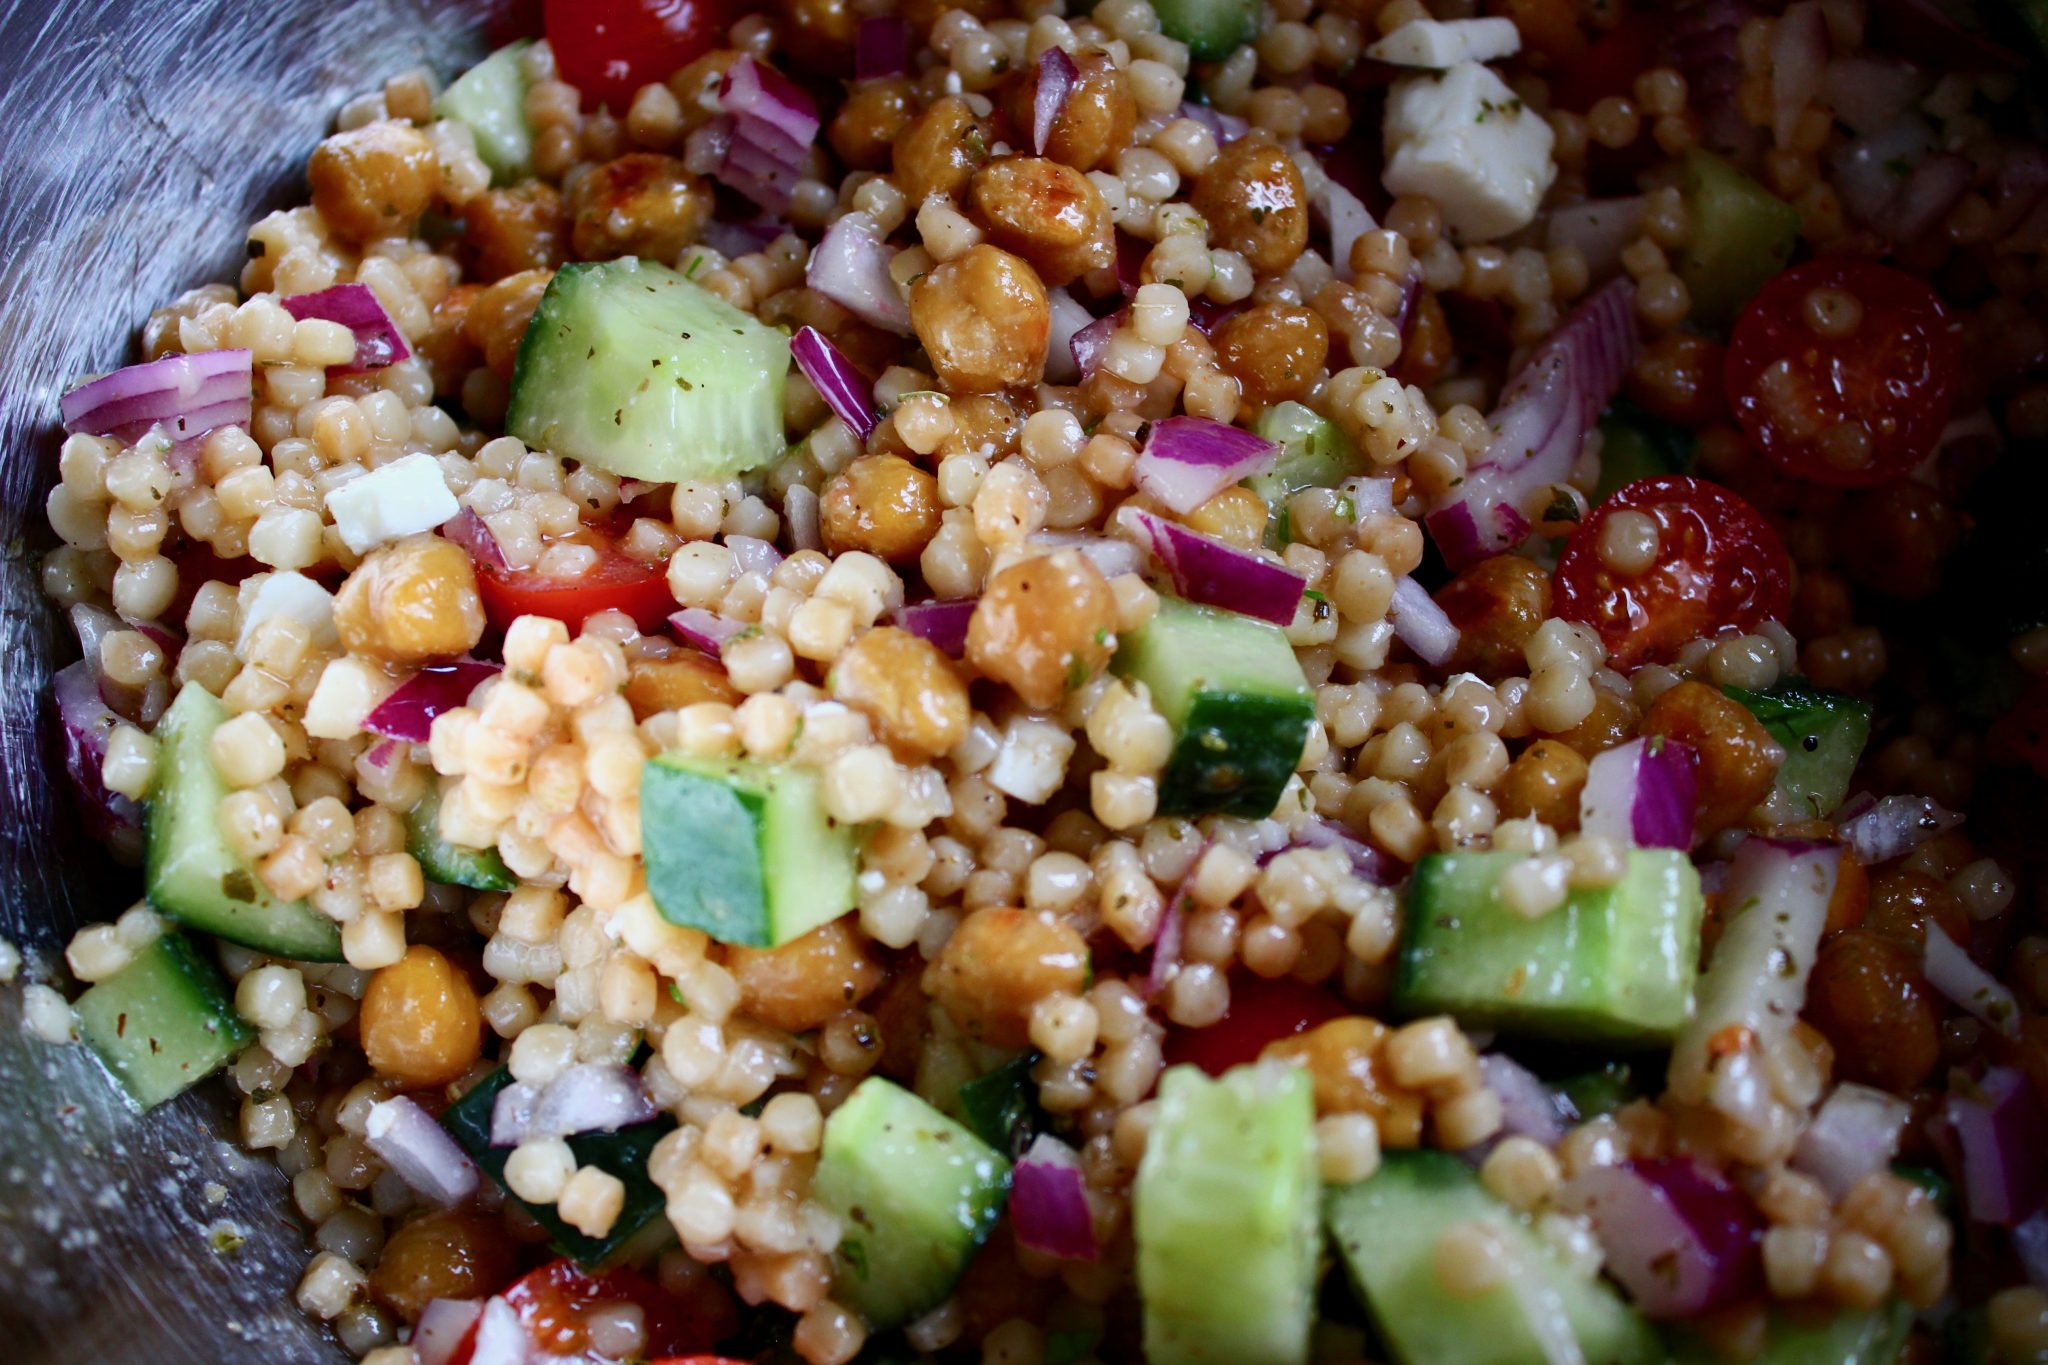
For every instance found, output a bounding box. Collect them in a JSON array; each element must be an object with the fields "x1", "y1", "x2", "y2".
[
  {"x1": 124, "y1": 616, "x2": 183, "y2": 657},
  {"x1": 683, "y1": 119, "x2": 733, "y2": 176},
  {"x1": 489, "y1": 1080, "x2": 541, "y2": 1148},
  {"x1": 69, "y1": 603, "x2": 123, "y2": 685},
  {"x1": 1133, "y1": 416, "x2": 1281, "y2": 515},
  {"x1": 699, "y1": 217, "x2": 781, "y2": 260},
  {"x1": 1288, "y1": 816, "x2": 1402, "y2": 885},
  {"x1": 1833, "y1": 117, "x2": 1938, "y2": 226},
  {"x1": 364, "y1": 1097, "x2": 480, "y2": 1206},
  {"x1": 53, "y1": 659, "x2": 145, "y2": 860},
  {"x1": 1318, "y1": 173, "x2": 1377, "y2": 282},
  {"x1": 1578, "y1": 736, "x2": 1699, "y2": 850},
  {"x1": 1769, "y1": 2, "x2": 1829, "y2": 149},
  {"x1": 1116, "y1": 507, "x2": 1305, "y2": 626},
  {"x1": 1032, "y1": 530, "x2": 1147, "y2": 580},
  {"x1": 1144, "y1": 884, "x2": 1187, "y2": 999},
  {"x1": 363, "y1": 738, "x2": 404, "y2": 773},
  {"x1": 1946, "y1": 1067, "x2": 2047, "y2": 1225},
  {"x1": 1425, "y1": 278, "x2": 1638, "y2": 568},
  {"x1": 1793, "y1": 1083, "x2": 1912, "y2": 1200},
  {"x1": 1886, "y1": 153, "x2": 1975, "y2": 244},
  {"x1": 1070, "y1": 308, "x2": 1123, "y2": 382},
  {"x1": 810, "y1": 211, "x2": 910, "y2": 335},
  {"x1": 281, "y1": 283, "x2": 411, "y2": 374},
  {"x1": 855, "y1": 16, "x2": 909, "y2": 79},
  {"x1": 413, "y1": 1298, "x2": 484, "y2": 1365},
  {"x1": 362, "y1": 662, "x2": 501, "y2": 743},
  {"x1": 791, "y1": 325, "x2": 879, "y2": 440},
  {"x1": 1839, "y1": 793, "x2": 1963, "y2": 865},
  {"x1": 722, "y1": 55, "x2": 818, "y2": 150},
  {"x1": 1559, "y1": 1158, "x2": 1761, "y2": 1318},
  {"x1": 1869, "y1": 0, "x2": 2023, "y2": 72},
  {"x1": 61, "y1": 349, "x2": 254, "y2": 444},
  {"x1": 1033, "y1": 46, "x2": 1081, "y2": 156},
  {"x1": 1011, "y1": 1133, "x2": 1099, "y2": 1260},
  {"x1": 669, "y1": 607, "x2": 749, "y2": 656},
  {"x1": 1175, "y1": 101, "x2": 1248, "y2": 145},
  {"x1": 896, "y1": 598, "x2": 977, "y2": 657},
  {"x1": 726, "y1": 534, "x2": 785, "y2": 580},
  {"x1": 530, "y1": 1063, "x2": 658, "y2": 1138},
  {"x1": 1545, "y1": 198, "x2": 1645, "y2": 284},
  {"x1": 1386, "y1": 576, "x2": 1460, "y2": 669},
  {"x1": 1666, "y1": 0, "x2": 1762, "y2": 160},
  {"x1": 2016, "y1": 1208, "x2": 2048, "y2": 1289},
  {"x1": 718, "y1": 119, "x2": 807, "y2": 214},
  {"x1": 1046, "y1": 288, "x2": 1093, "y2": 384},
  {"x1": 1820, "y1": 56, "x2": 1927, "y2": 137},
  {"x1": 1925, "y1": 925, "x2": 2021, "y2": 1038},
  {"x1": 441, "y1": 507, "x2": 508, "y2": 571},
  {"x1": 784, "y1": 484, "x2": 823, "y2": 552},
  {"x1": 1478, "y1": 1053, "x2": 1566, "y2": 1148}
]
